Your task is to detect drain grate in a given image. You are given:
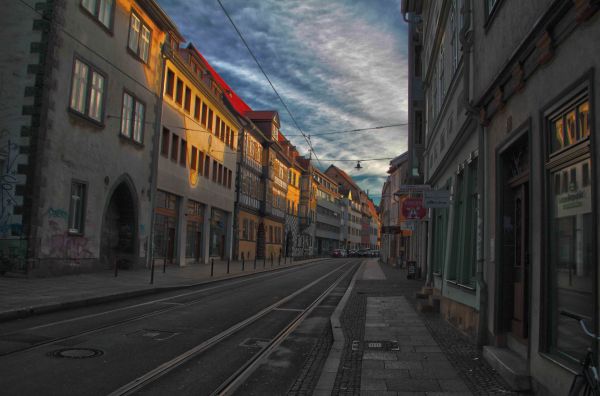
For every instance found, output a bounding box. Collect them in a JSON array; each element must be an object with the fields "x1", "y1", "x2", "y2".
[
  {"x1": 364, "y1": 340, "x2": 399, "y2": 351},
  {"x1": 48, "y1": 348, "x2": 103, "y2": 359}
]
